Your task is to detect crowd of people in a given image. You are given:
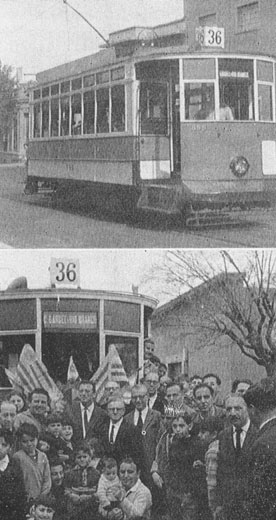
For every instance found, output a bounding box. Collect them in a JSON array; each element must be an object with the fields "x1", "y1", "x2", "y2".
[{"x1": 1, "y1": 342, "x2": 276, "y2": 520}]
